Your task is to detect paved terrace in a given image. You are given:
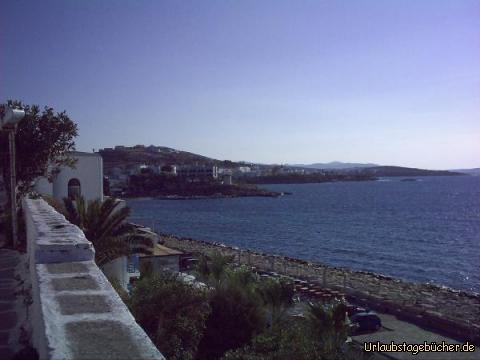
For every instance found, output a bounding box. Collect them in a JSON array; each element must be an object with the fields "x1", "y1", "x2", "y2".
[
  {"x1": 0, "y1": 249, "x2": 20, "y2": 359},
  {"x1": 23, "y1": 198, "x2": 164, "y2": 360}
]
